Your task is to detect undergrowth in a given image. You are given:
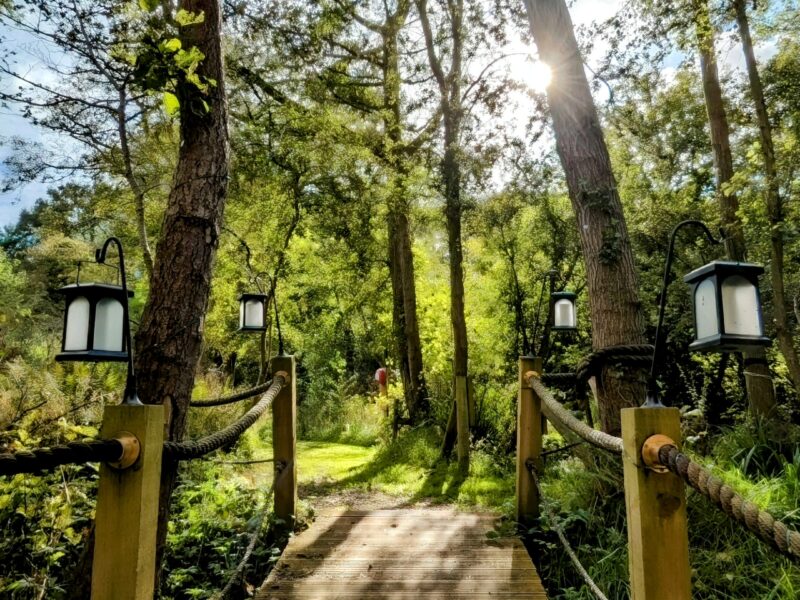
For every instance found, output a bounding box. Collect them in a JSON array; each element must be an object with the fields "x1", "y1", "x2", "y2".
[{"x1": 534, "y1": 423, "x2": 800, "y2": 599}]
